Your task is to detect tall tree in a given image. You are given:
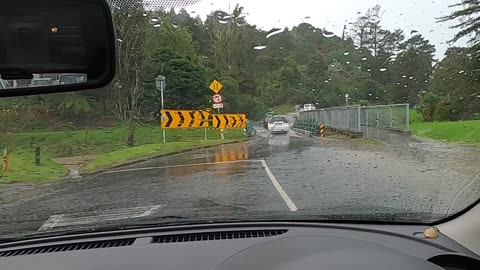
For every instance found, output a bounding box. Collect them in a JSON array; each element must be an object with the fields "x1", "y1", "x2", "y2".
[
  {"x1": 110, "y1": 5, "x2": 147, "y2": 146},
  {"x1": 438, "y1": 0, "x2": 480, "y2": 45},
  {"x1": 388, "y1": 34, "x2": 435, "y2": 105}
]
